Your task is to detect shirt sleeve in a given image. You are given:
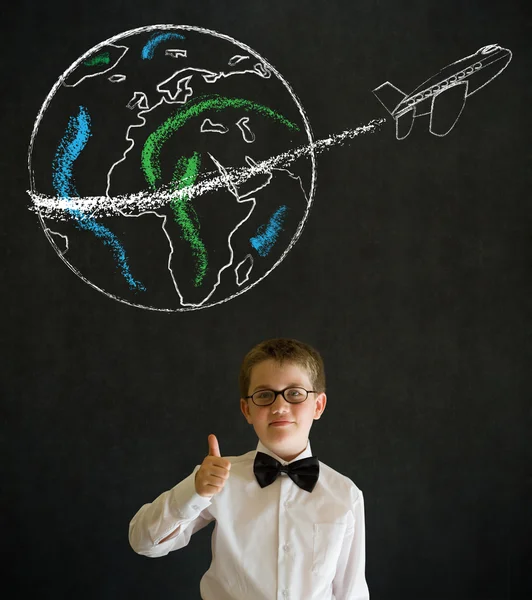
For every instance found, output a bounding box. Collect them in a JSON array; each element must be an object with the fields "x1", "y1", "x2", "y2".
[
  {"x1": 128, "y1": 464, "x2": 215, "y2": 558},
  {"x1": 332, "y1": 488, "x2": 370, "y2": 599}
]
